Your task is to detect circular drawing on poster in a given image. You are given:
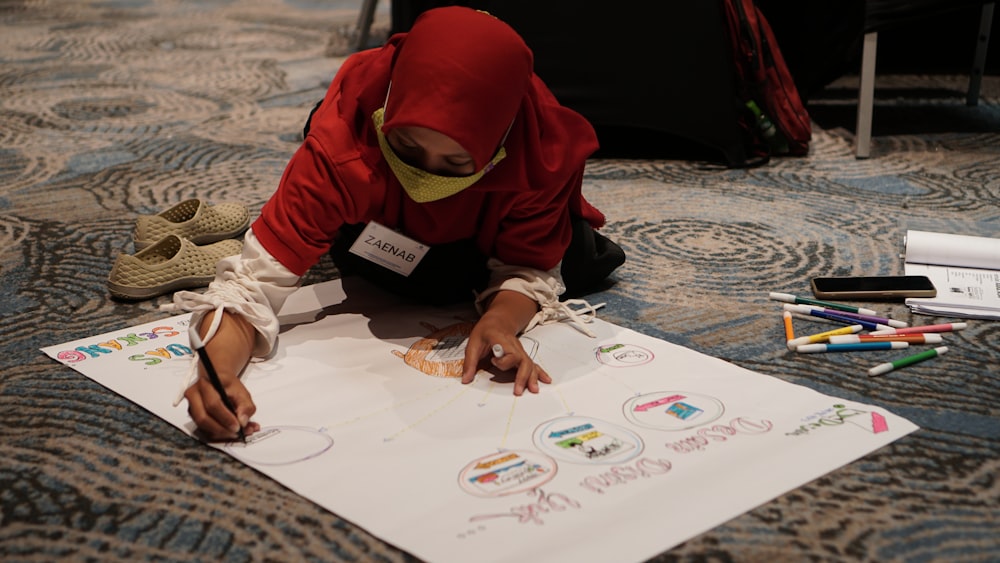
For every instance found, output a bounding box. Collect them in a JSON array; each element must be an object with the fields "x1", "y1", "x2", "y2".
[
  {"x1": 223, "y1": 425, "x2": 334, "y2": 466},
  {"x1": 532, "y1": 416, "x2": 644, "y2": 465},
  {"x1": 623, "y1": 391, "x2": 725, "y2": 431},
  {"x1": 594, "y1": 342, "x2": 654, "y2": 367},
  {"x1": 458, "y1": 449, "x2": 558, "y2": 498}
]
